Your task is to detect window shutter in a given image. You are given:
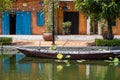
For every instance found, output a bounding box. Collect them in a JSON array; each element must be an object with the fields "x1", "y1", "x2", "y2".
[{"x1": 37, "y1": 11, "x2": 44, "y2": 26}]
